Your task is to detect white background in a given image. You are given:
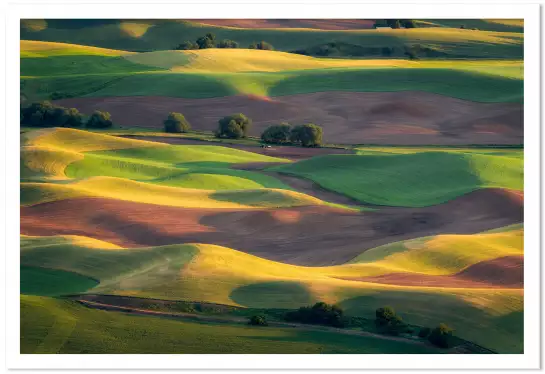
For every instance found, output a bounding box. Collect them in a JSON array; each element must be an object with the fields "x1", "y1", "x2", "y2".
[{"x1": 0, "y1": 0, "x2": 541, "y2": 372}]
